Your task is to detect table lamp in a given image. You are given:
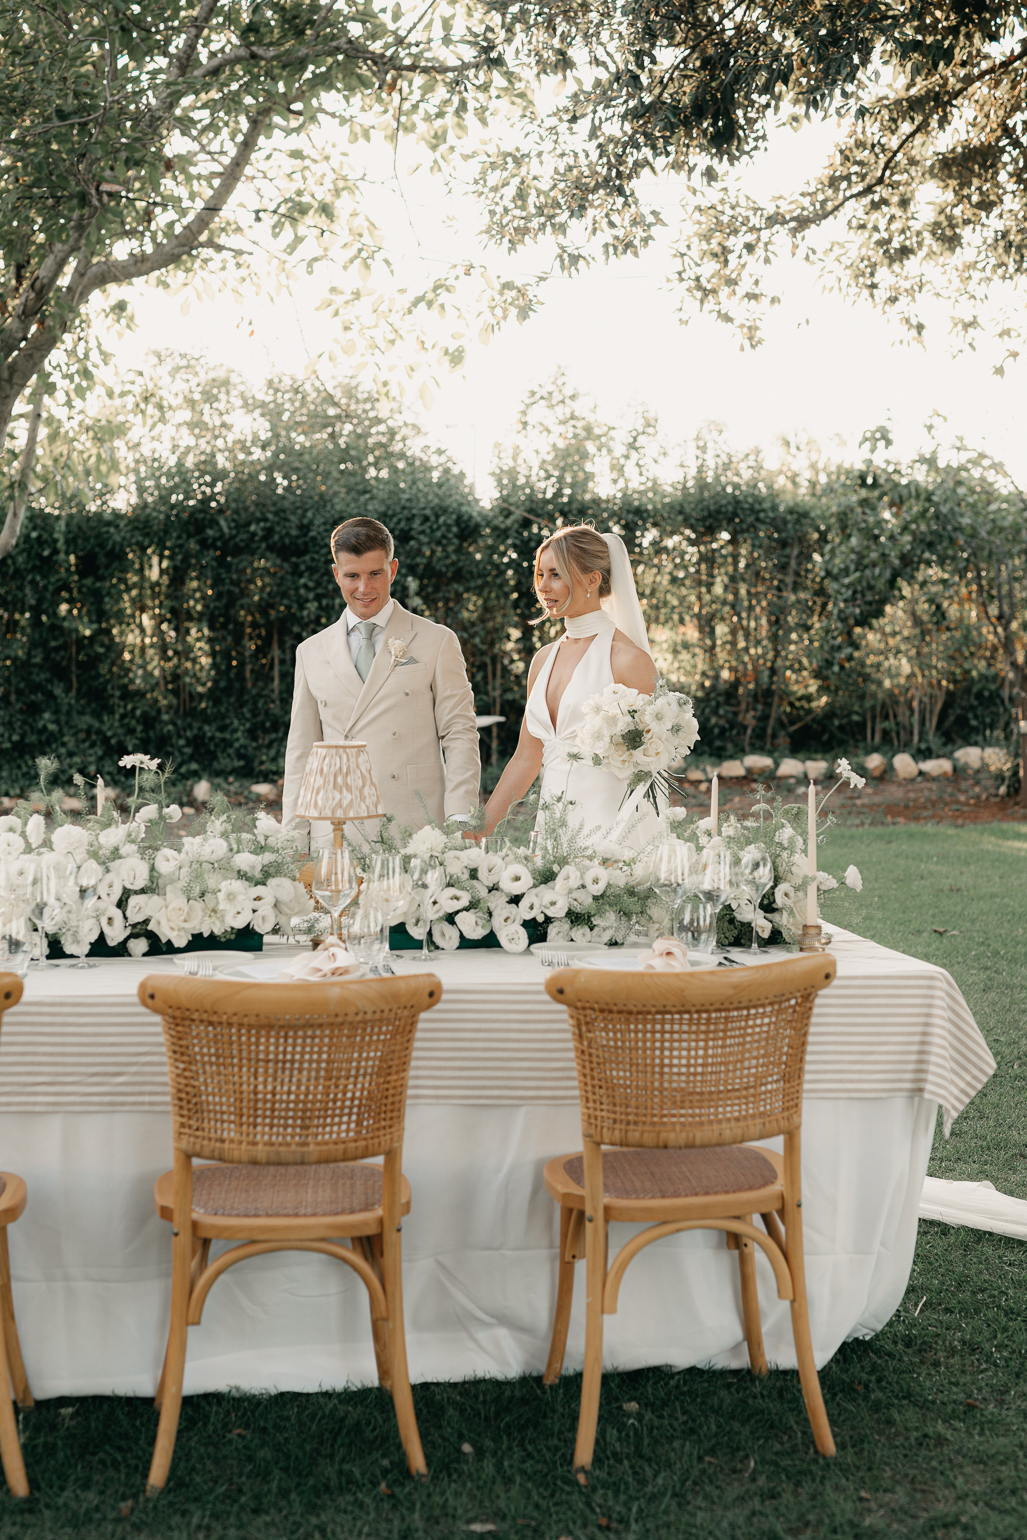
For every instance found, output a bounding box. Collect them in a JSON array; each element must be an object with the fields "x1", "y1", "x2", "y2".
[{"x1": 295, "y1": 741, "x2": 385, "y2": 848}]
